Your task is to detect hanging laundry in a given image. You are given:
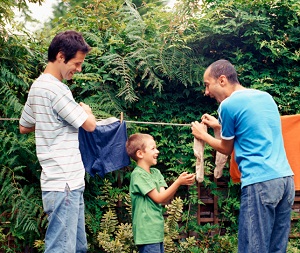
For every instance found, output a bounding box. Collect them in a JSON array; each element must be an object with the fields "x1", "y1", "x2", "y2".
[
  {"x1": 213, "y1": 128, "x2": 229, "y2": 179},
  {"x1": 193, "y1": 125, "x2": 229, "y2": 183},
  {"x1": 230, "y1": 114, "x2": 300, "y2": 190},
  {"x1": 79, "y1": 117, "x2": 131, "y2": 177},
  {"x1": 194, "y1": 134, "x2": 206, "y2": 183}
]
